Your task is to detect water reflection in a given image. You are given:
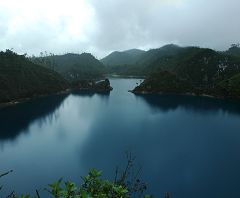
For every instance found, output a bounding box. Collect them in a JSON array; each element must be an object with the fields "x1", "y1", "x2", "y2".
[
  {"x1": 1, "y1": 79, "x2": 240, "y2": 198},
  {"x1": 0, "y1": 94, "x2": 68, "y2": 140},
  {"x1": 71, "y1": 90, "x2": 110, "y2": 104},
  {"x1": 135, "y1": 94, "x2": 240, "y2": 115},
  {"x1": 71, "y1": 90, "x2": 111, "y2": 97}
]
